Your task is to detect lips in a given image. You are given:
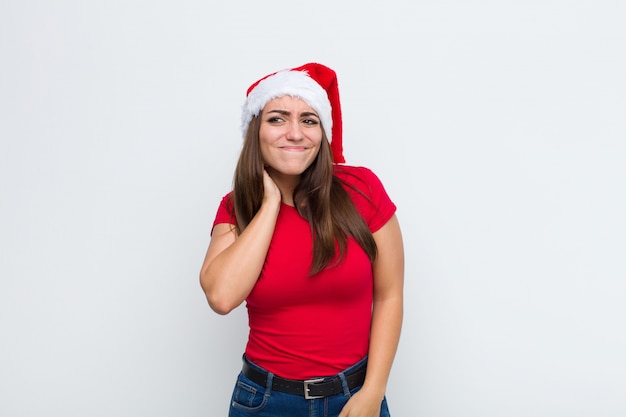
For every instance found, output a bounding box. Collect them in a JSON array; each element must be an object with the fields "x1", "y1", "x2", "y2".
[{"x1": 279, "y1": 146, "x2": 308, "y2": 152}]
